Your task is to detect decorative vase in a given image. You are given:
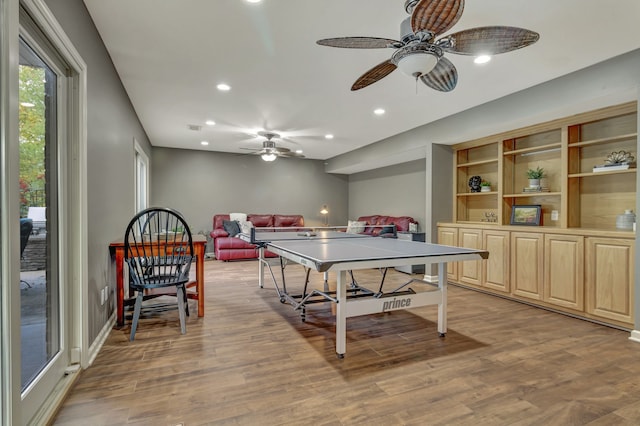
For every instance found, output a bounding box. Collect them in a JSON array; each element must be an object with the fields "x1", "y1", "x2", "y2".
[
  {"x1": 616, "y1": 209, "x2": 636, "y2": 230},
  {"x1": 468, "y1": 175, "x2": 482, "y2": 193},
  {"x1": 481, "y1": 186, "x2": 491, "y2": 192},
  {"x1": 528, "y1": 178, "x2": 540, "y2": 188}
]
